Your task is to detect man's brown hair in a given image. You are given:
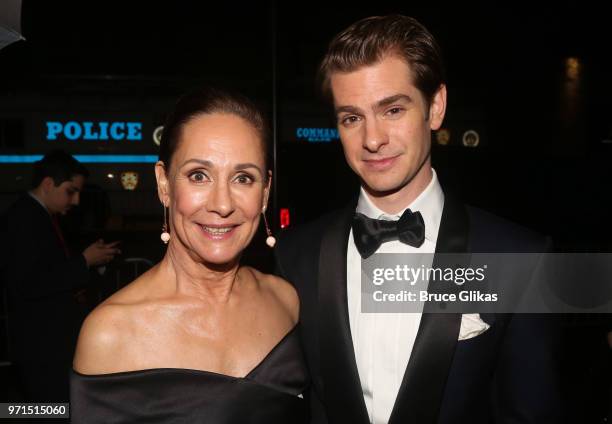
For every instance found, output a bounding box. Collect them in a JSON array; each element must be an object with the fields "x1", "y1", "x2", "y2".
[{"x1": 318, "y1": 15, "x2": 445, "y2": 109}]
